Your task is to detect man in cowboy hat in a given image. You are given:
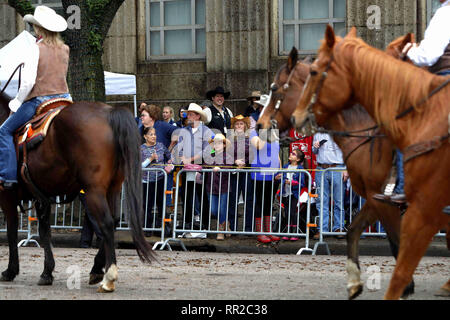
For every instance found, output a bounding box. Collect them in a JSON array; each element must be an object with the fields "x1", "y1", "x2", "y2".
[
  {"x1": 173, "y1": 103, "x2": 211, "y2": 165},
  {"x1": 0, "y1": 5, "x2": 71, "y2": 190},
  {"x1": 172, "y1": 103, "x2": 214, "y2": 231},
  {"x1": 204, "y1": 86, "x2": 233, "y2": 135},
  {"x1": 244, "y1": 90, "x2": 262, "y2": 117}
]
